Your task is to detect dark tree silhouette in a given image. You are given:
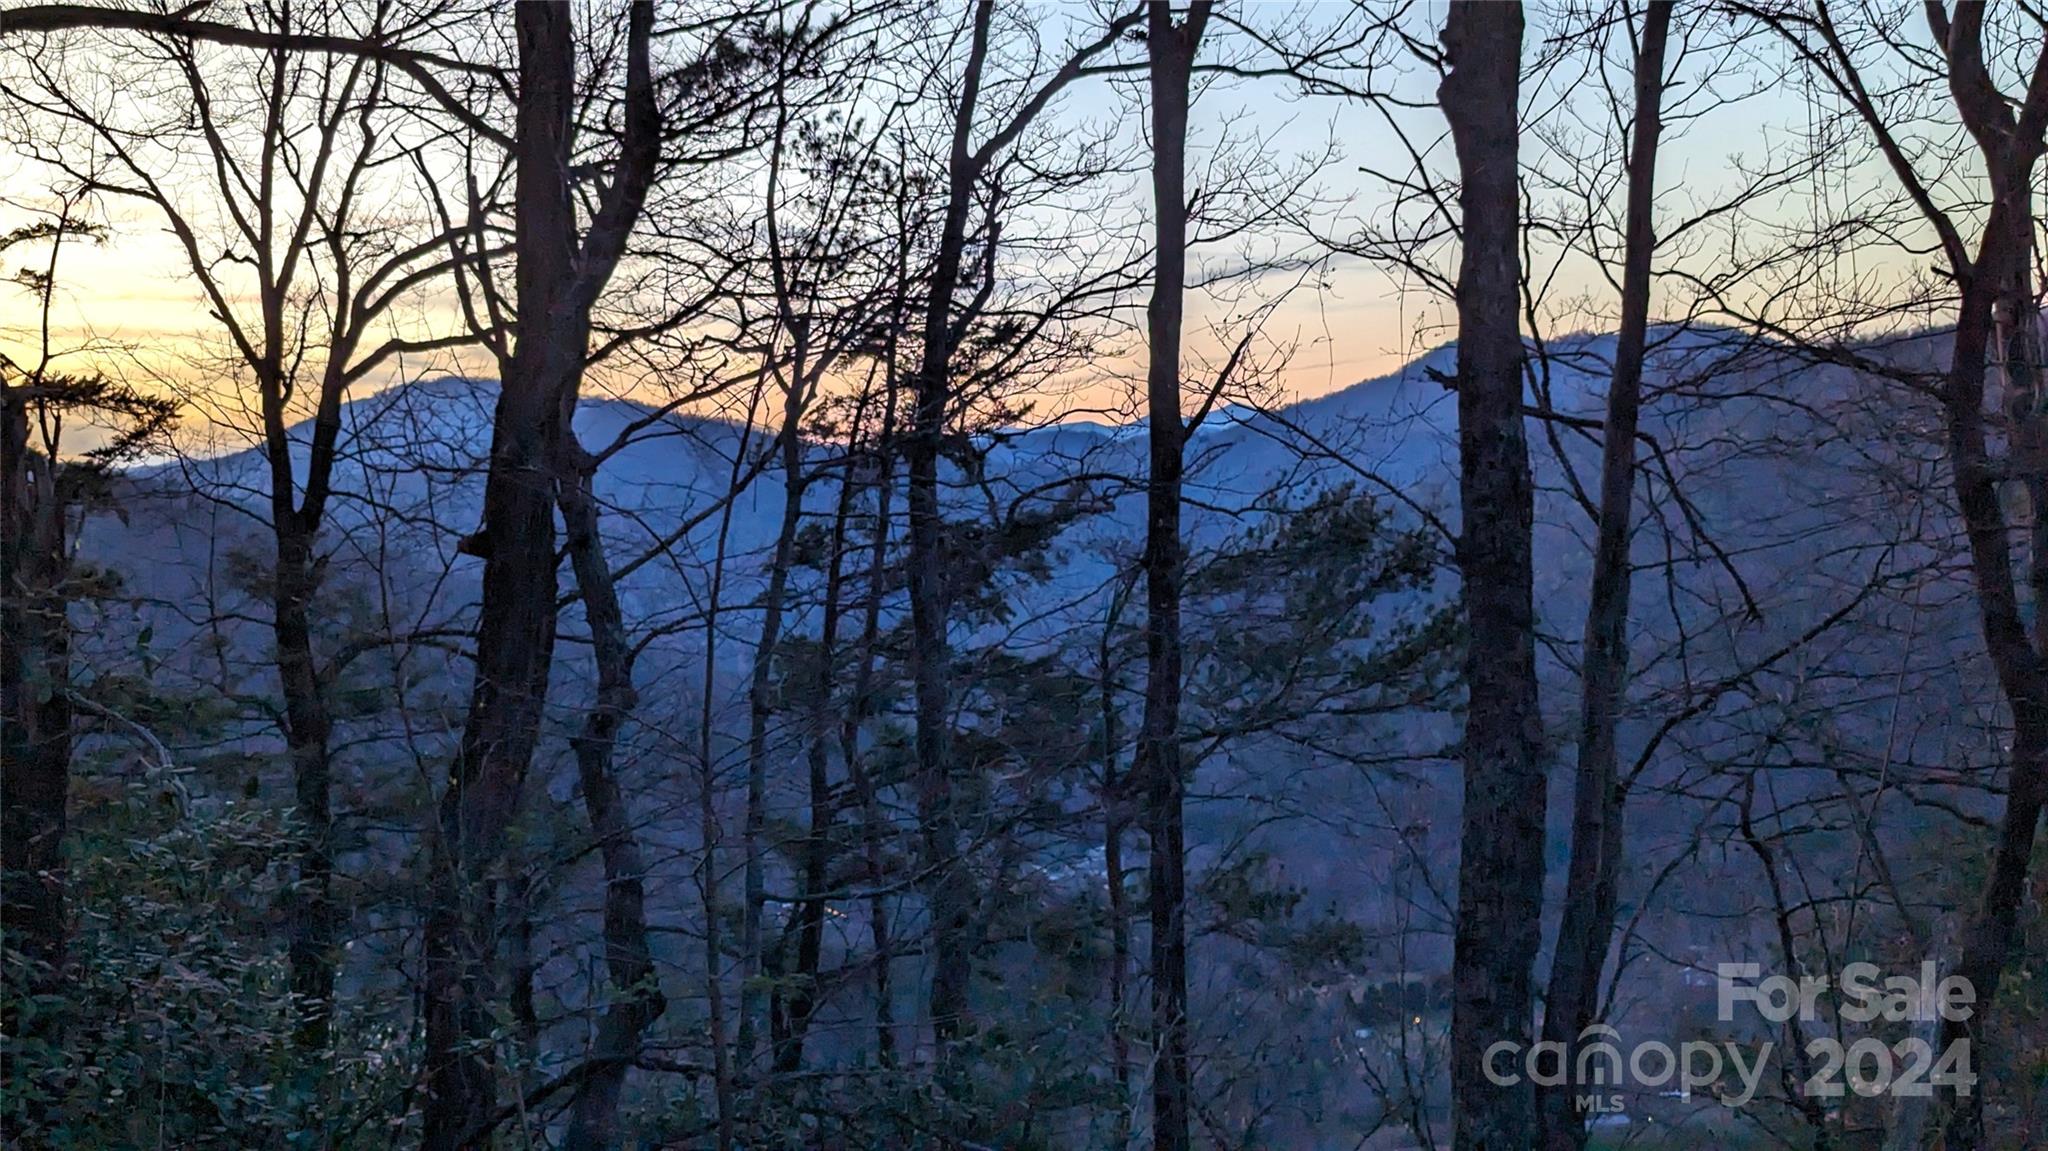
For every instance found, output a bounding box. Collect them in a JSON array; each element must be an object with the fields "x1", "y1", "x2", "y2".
[{"x1": 1439, "y1": 4, "x2": 1546, "y2": 1148}]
